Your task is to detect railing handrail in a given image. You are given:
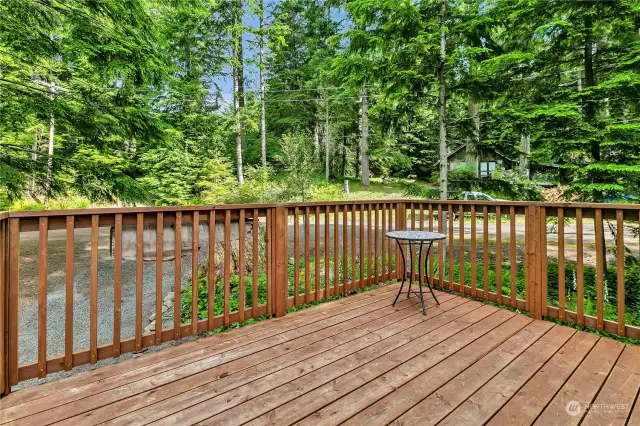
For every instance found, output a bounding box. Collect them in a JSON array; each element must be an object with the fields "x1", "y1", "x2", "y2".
[{"x1": 3, "y1": 199, "x2": 640, "y2": 219}]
